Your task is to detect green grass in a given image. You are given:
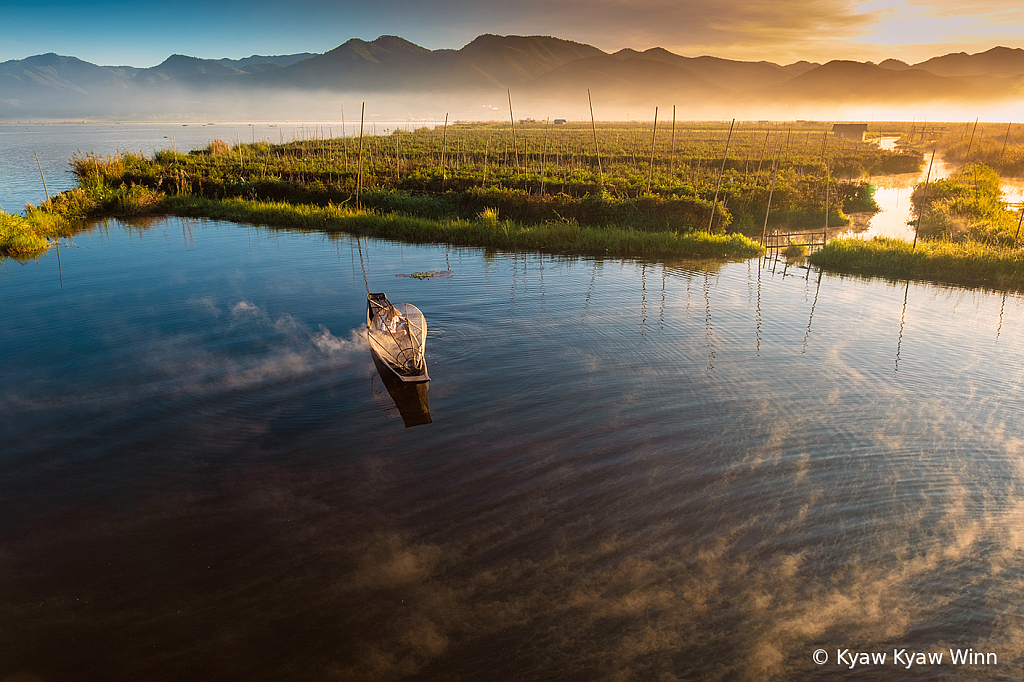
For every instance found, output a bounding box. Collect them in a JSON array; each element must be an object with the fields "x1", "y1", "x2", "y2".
[
  {"x1": 809, "y1": 236, "x2": 1024, "y2": 291},
  {"x1": 165, "y1": 195, "x2": 764, "y2": 260},
  {"x1": 0, "y1": 176, "x2": 172, "y2": 257},
  {"x1": 911, "y1": 163, "x2": 1019, "y2": 244},
  {"x1": 0, "y1": 205, "x2": 76, "y2": 257},
  {"x1": 70, "y1": 121, "x2": 905, "y2": 236}
]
